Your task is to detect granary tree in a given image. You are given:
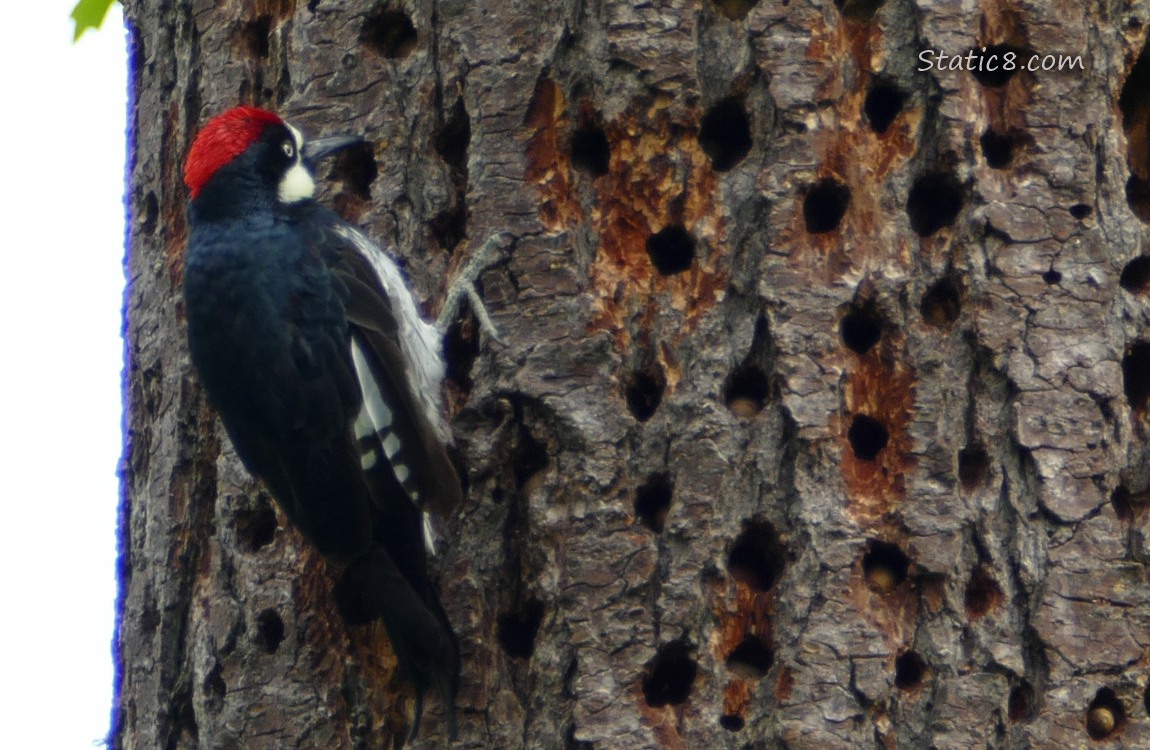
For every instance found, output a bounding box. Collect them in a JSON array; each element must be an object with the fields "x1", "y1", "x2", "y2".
[{"x1": 114, "y1": 0, "x2": 1150, "y2": 747}]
